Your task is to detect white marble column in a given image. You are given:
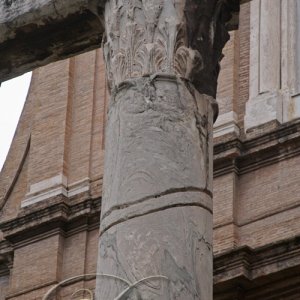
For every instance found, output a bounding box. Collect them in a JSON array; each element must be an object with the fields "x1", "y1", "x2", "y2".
[
  {"x1": 245, "y1": 0, "x2": 300, "y2": 132},
  {"x1": 96, "y1": 1, "x2": 238, "y2": 299}
]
